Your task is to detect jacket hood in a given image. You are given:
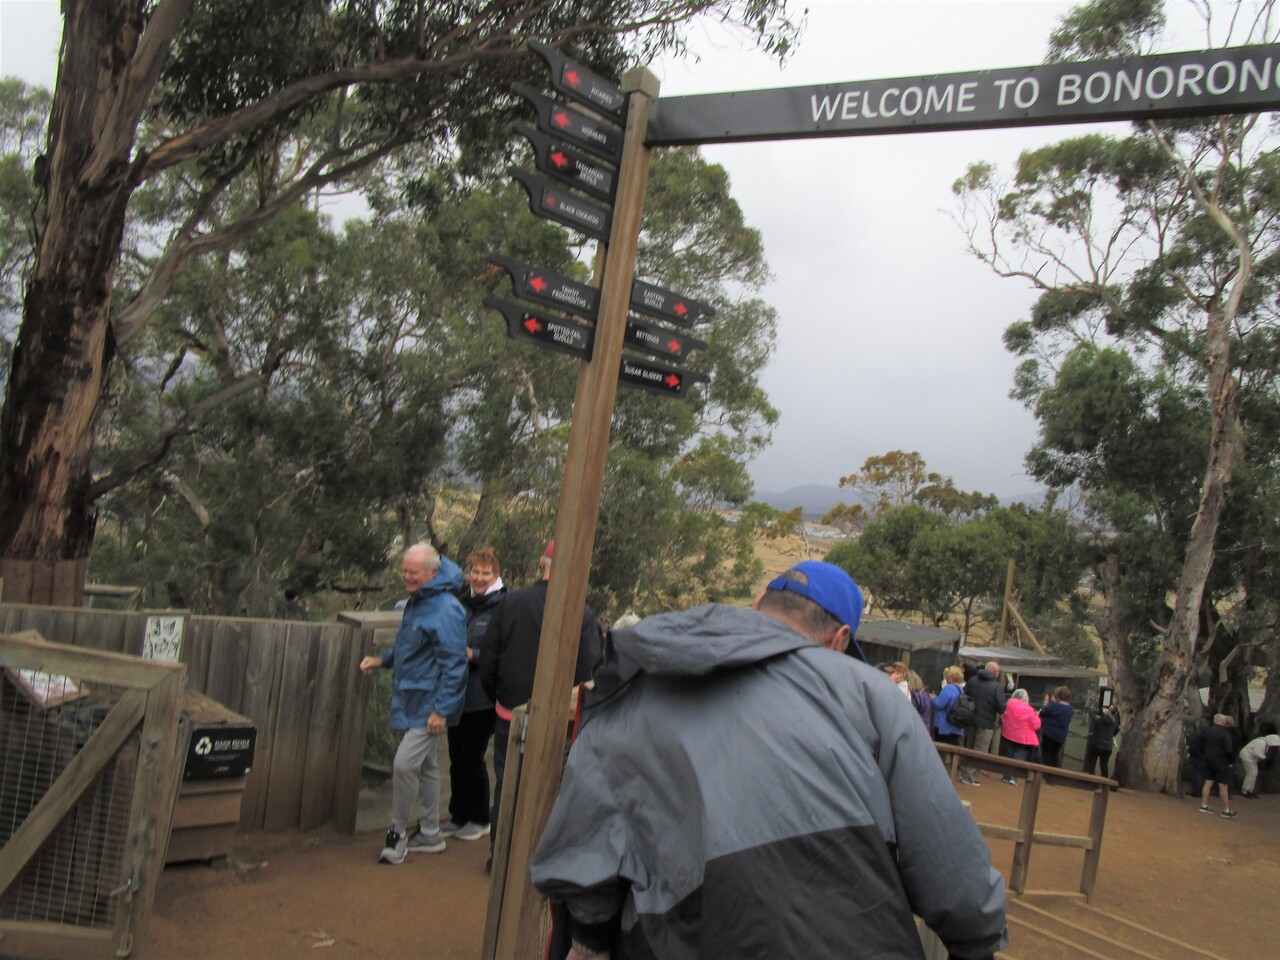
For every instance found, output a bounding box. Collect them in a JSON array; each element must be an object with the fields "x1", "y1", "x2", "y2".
[
  {"x1": 976, "y1": 668, "x2": 996, "y2": 681},
  {"x1": 415, "y1": 554, "x2": 464, "y2": 597},
  {"x1": 615, "y1": 604, "x2": 810, "y2": 677}
]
